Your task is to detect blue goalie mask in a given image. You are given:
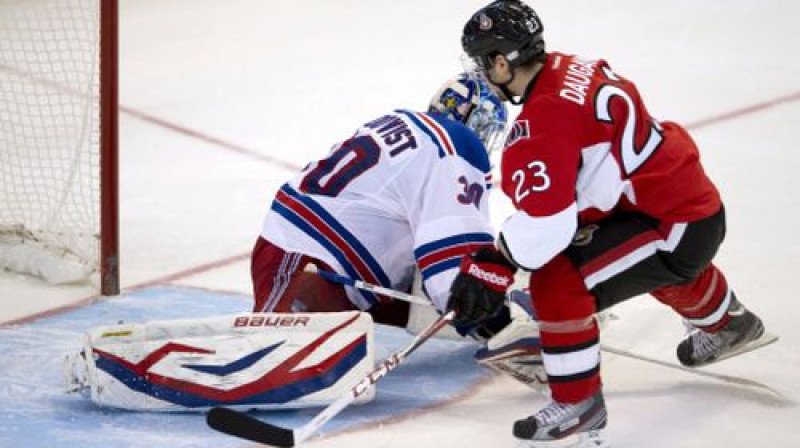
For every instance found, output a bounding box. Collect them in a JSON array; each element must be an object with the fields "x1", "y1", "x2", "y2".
[{"x1": 428, "y1": 73, "x2": 508, "y2": 155}]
